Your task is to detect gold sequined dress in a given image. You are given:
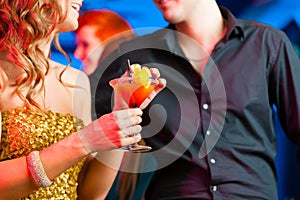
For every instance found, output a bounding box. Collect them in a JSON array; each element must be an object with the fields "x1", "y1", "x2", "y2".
[{"x1": 0, "y1": 107, "x2": 86, "y2": 200}]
